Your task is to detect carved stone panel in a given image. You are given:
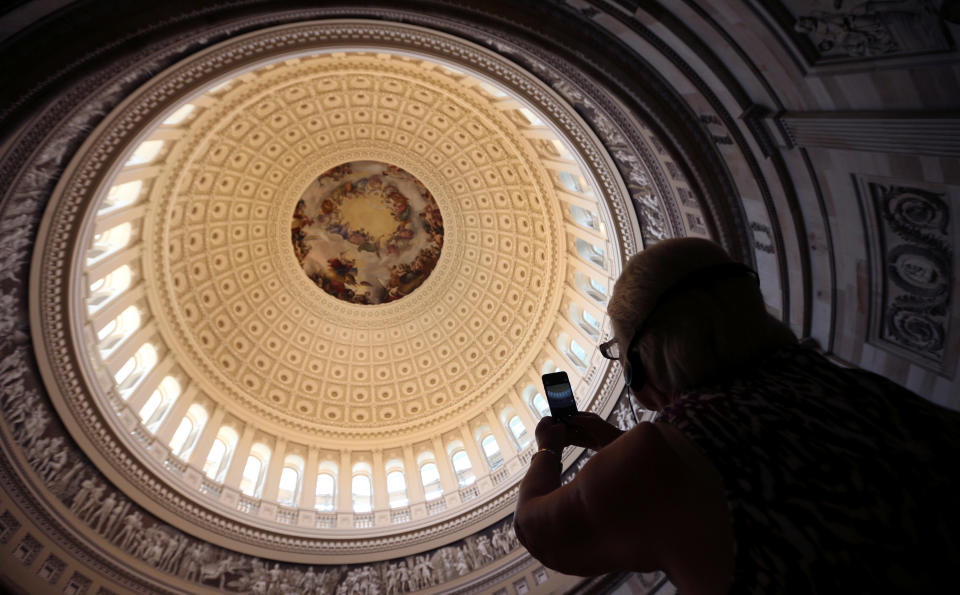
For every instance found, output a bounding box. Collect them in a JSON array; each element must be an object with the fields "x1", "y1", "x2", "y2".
[
  {"x1": 753, "y1": 0, "x2": 954, "y2": 67},
  {"x1": 0, "y1": 509, "x2": 21, "y2": 544},
  {"x1": 858, "y1": 176, "x2": 957, "y2": 374},
  {"x1": 37, "y1": 553, "x2": 67, "y2": 584},
  {"x1": 64, "y1": 571, "x2": 93, "y2": 595},
  {"x1": 12, "y1": 533, "x2": 42, "y2": 565}
]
